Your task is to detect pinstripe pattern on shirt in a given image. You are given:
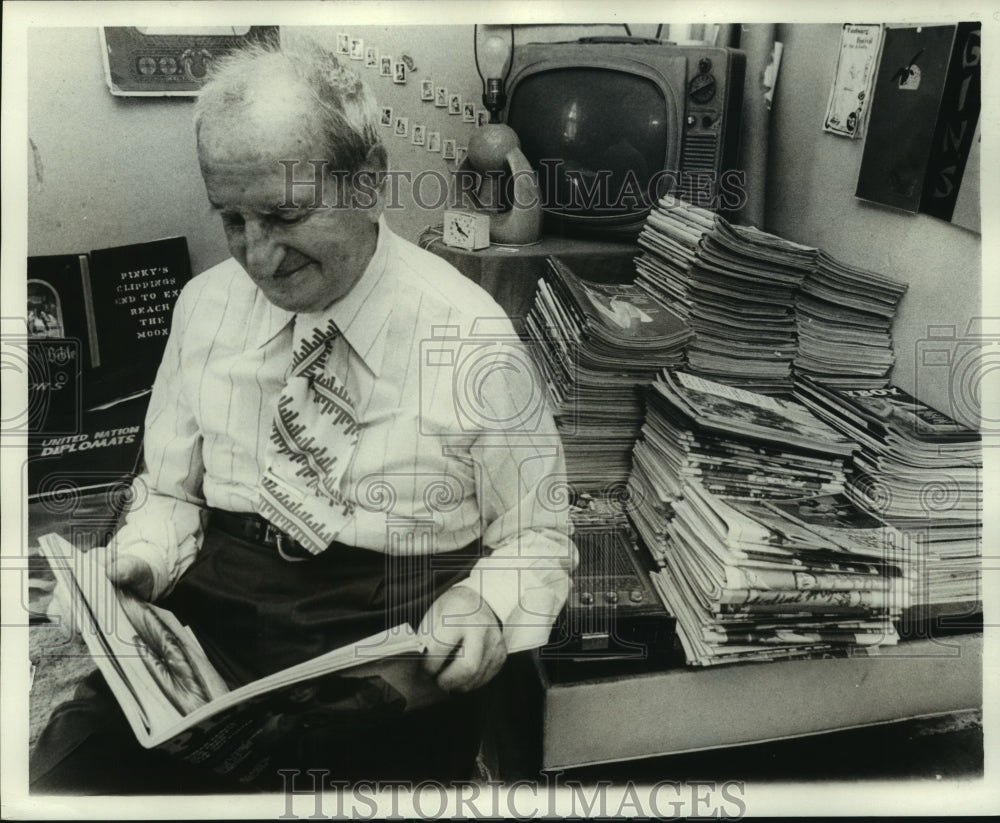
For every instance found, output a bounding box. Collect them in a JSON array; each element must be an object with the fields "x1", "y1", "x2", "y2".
[{"x1": 114, "y1": 219, "x2": 576, "y2": 652}]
